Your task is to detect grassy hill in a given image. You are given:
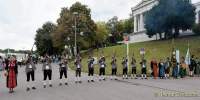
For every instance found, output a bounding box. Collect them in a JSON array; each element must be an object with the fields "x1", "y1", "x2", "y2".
[{"x1": 69, "y1": 36, "x2": 200, "y2": 76}]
